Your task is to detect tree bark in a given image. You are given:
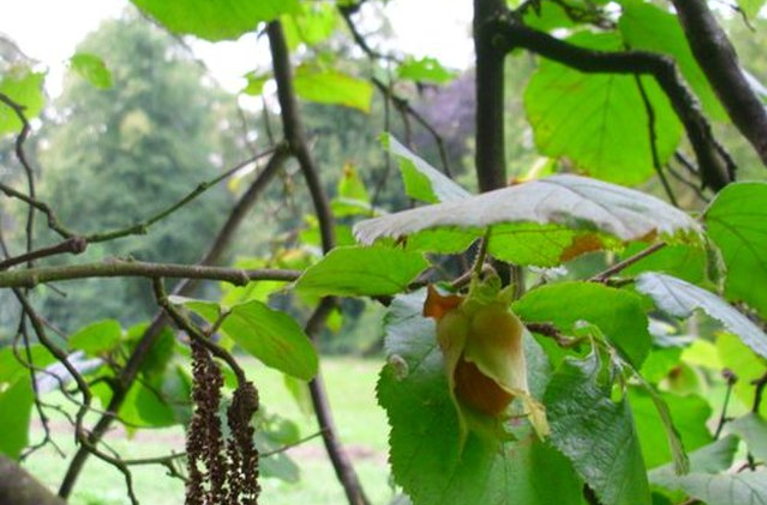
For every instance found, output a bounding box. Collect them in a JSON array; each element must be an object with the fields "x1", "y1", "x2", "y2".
[
  {"x1": 671, "y1": 0, "x2": 767, "y2": 168},
  {"x1": 0, "y1": 455, "x2": 67, "y2": 505},
  {"x1": 474, "y1": 0, "x2": 509, "y2": 192}
]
